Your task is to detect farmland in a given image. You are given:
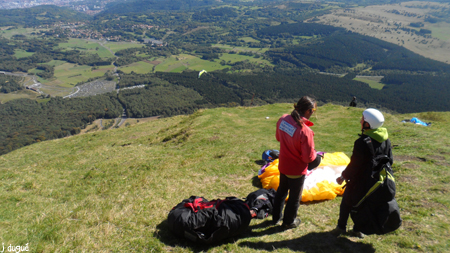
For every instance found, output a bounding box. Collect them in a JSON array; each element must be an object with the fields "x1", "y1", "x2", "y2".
[{"x1": 311, "y1": 1, "x2": 450, "y2": 63}]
